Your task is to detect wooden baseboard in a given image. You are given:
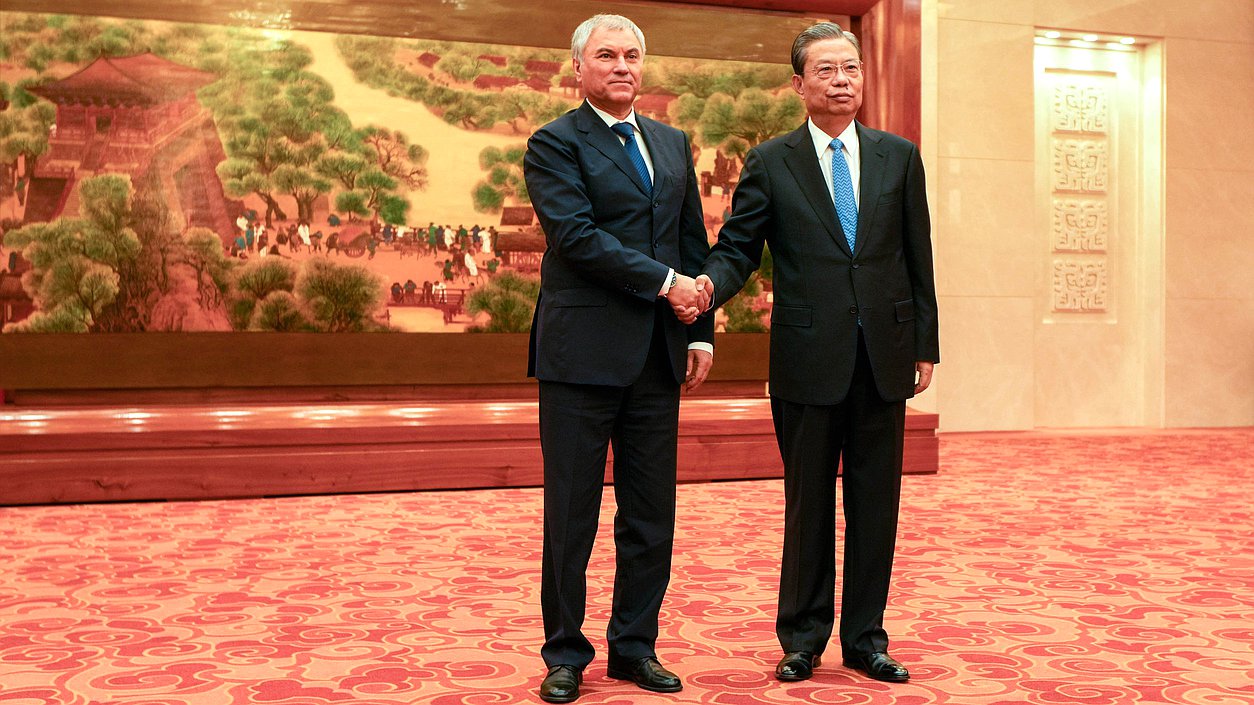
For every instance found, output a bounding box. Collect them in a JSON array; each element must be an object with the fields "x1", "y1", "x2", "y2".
[{"x1": 0, "y1": 399, "x2": 938, "y2": 505}]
